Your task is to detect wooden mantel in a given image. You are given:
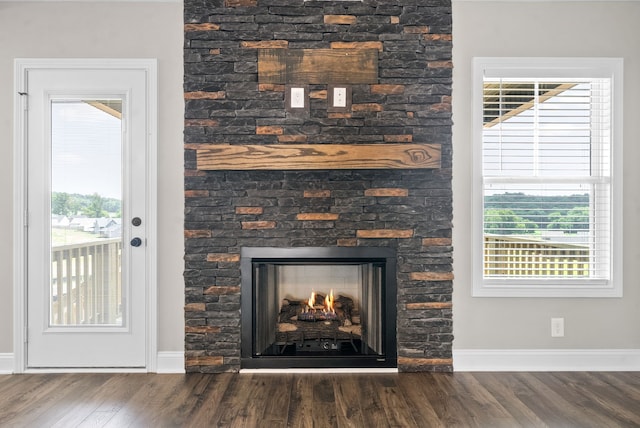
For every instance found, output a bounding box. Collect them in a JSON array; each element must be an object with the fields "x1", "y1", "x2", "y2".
[
  {"x1": 196, "y1": 143, "x2": 441, "y2": 170},
  {"x1": 258, "y1": 49, "x2": 379, "y2": 85}
]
